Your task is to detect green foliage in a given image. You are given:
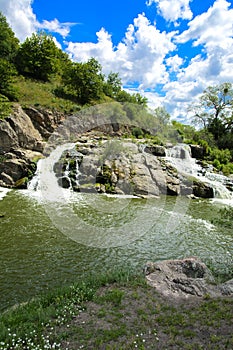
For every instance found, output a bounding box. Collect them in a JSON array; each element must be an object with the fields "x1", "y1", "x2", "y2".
[
  {"x1": 115, "y1": 90, "x2": 147, "y2": 106},
  {"x1": 0, "y1": 58, "x2": 19, "y2": 101},
  {"x1": 132, "y1": 127, "x2": 144, "y2": 138},
  {"x1": 104, "y1": 72, "x2": 122, "y2": 98},
  {"x1": 16, "y1": 32, "x2": 64, "y2": 82},
  {"x1": 59, "y1": 57, "x2": 105, "y2": 104},
  {"x1": 190, "y1": 83, "x2": 233, "y2": 149},
  {"x1": 0, "y1": 12, "x2": 19, "y2": 62},
  {"x1": 208, "y1": 148, "x2": 232, "y2": 165},
  {"x1": 0, "y1": 94, "x2": 12, "y2": 119},
  {"x1": 221, "y1": 162, "x2": 233, "y2": 176}
]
